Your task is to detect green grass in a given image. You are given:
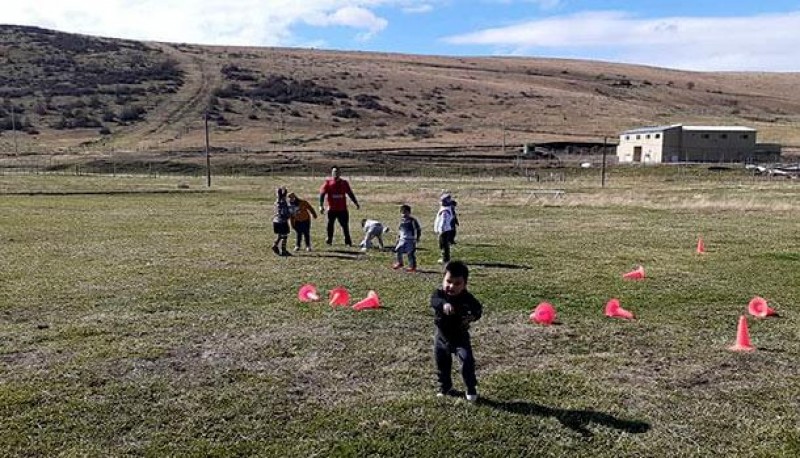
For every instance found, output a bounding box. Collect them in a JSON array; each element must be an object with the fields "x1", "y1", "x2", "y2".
[{"x1": 1, "y1": 171, "x2": 798, "y2": 456}]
